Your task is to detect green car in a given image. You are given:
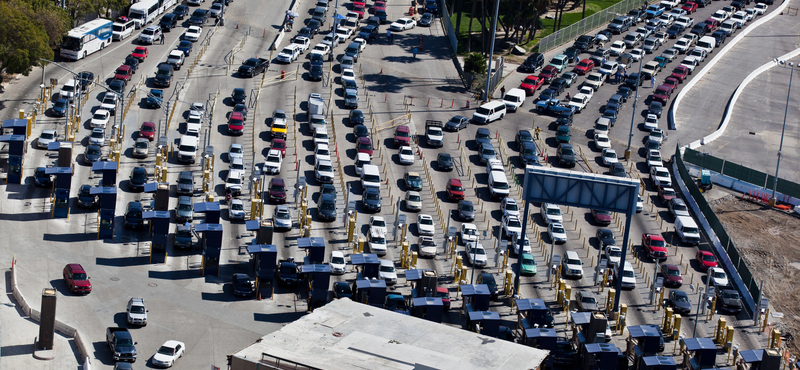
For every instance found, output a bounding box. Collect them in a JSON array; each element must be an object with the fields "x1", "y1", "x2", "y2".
[
  {"x1": 556, "y1": 125, "x2": 571, "y2": 143},
  {"x1": 653, "y1": 56, "x2": 669, "y2": 69},
  {"x1": 520, "y1": 253, "x2": 537, "y2": 275}
]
